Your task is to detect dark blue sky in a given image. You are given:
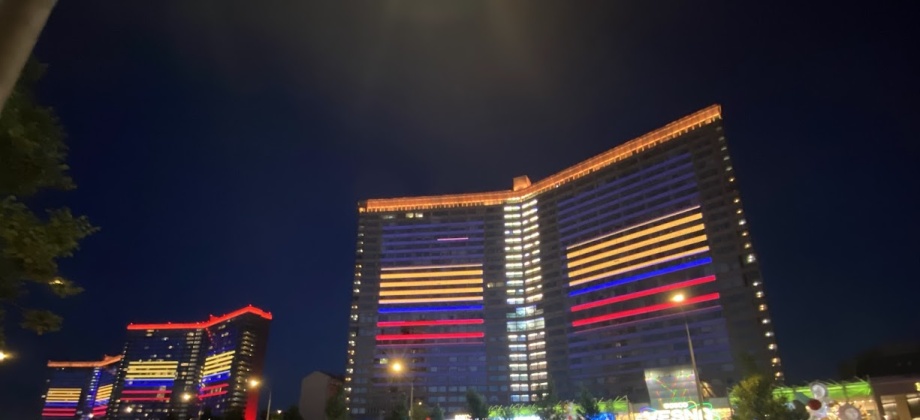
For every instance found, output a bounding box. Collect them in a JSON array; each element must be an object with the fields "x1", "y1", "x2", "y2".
[{"x1": 2, "y1": 1, "x2": 919, "y2": 418}]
